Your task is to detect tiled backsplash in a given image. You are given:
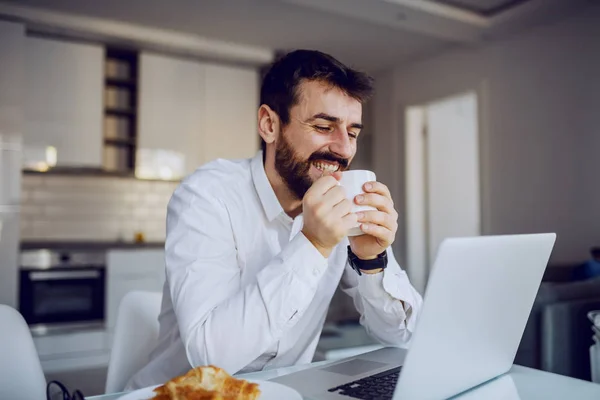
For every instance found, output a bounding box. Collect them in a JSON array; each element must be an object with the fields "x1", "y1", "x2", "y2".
[
  {"x1": 20, "y1": 174, "x2": 179, "y2": 242},
  {"x1": 19, "y1": 173, "x2": 360, "y2": 323}
]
